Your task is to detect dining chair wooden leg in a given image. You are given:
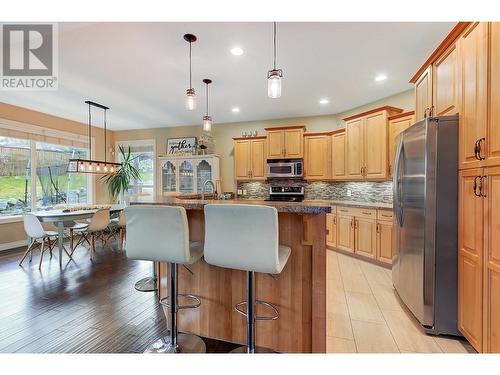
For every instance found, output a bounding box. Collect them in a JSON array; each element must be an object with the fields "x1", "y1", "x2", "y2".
[
  {"x1": 19, "y1": 240, "x2": 37, "y2": 266},
  {"x1": 70, "y1": 229, "x2": 74, "y2": 253},
  {"x1": 38, "y1": 239, "x2": 46, "y2": 270},
  {"x1": 90, "y1": 233, "x2": 95, "y2": 260},
  {"x1": 119, "y1": 228, "x2": 125, "y2": 250},
  {"x1": 62, "y1": 244, "x2": 74, "y2": 262}
]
